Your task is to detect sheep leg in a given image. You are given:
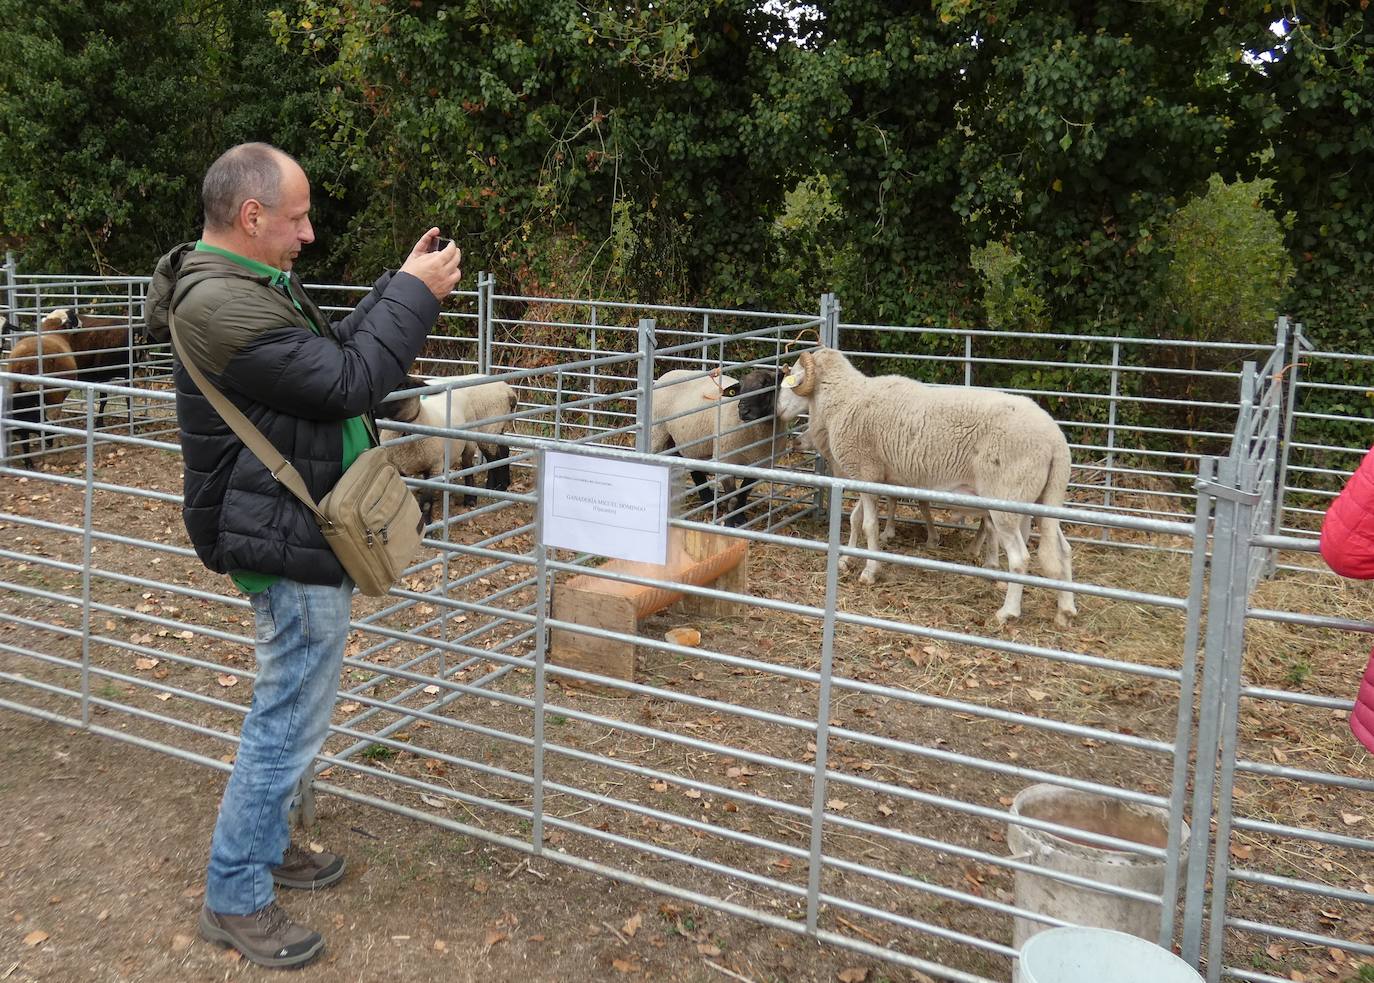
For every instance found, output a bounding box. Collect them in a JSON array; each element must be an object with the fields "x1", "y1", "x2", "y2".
[
  {"x1": 686, "y1": 468, "x2": 717, "y2": 509},
  {"x1": 879, "y1": 496, "x2": 899, "y2": 544},
  {"x1": 839, "y1": 496, "x2": 865, "y2": 574},
  {"x1": 989, "y1": 509, "x2": 1030, "y2": 625},
  {"x1": 918, "y1": 498, "x2": 939, "y2": 546},
  {"x1": 481, "y1": 443, "x2": 511, "y2": 493},
  {"x1": 459, "y1": 444, "x2": 479, "y2": 507},
  {"x1": 858, "y1": 491, "x2": 884, "y2": 584},
  {"x1": 722, "y1": 477, "x2": 752, "y2": 528},
  {"x1": 974, "y1": 516, "x2": 999, "y2": 568},
  {"x1": 1037, "y1": 517, "x2": 1078, "y2": 627}
]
